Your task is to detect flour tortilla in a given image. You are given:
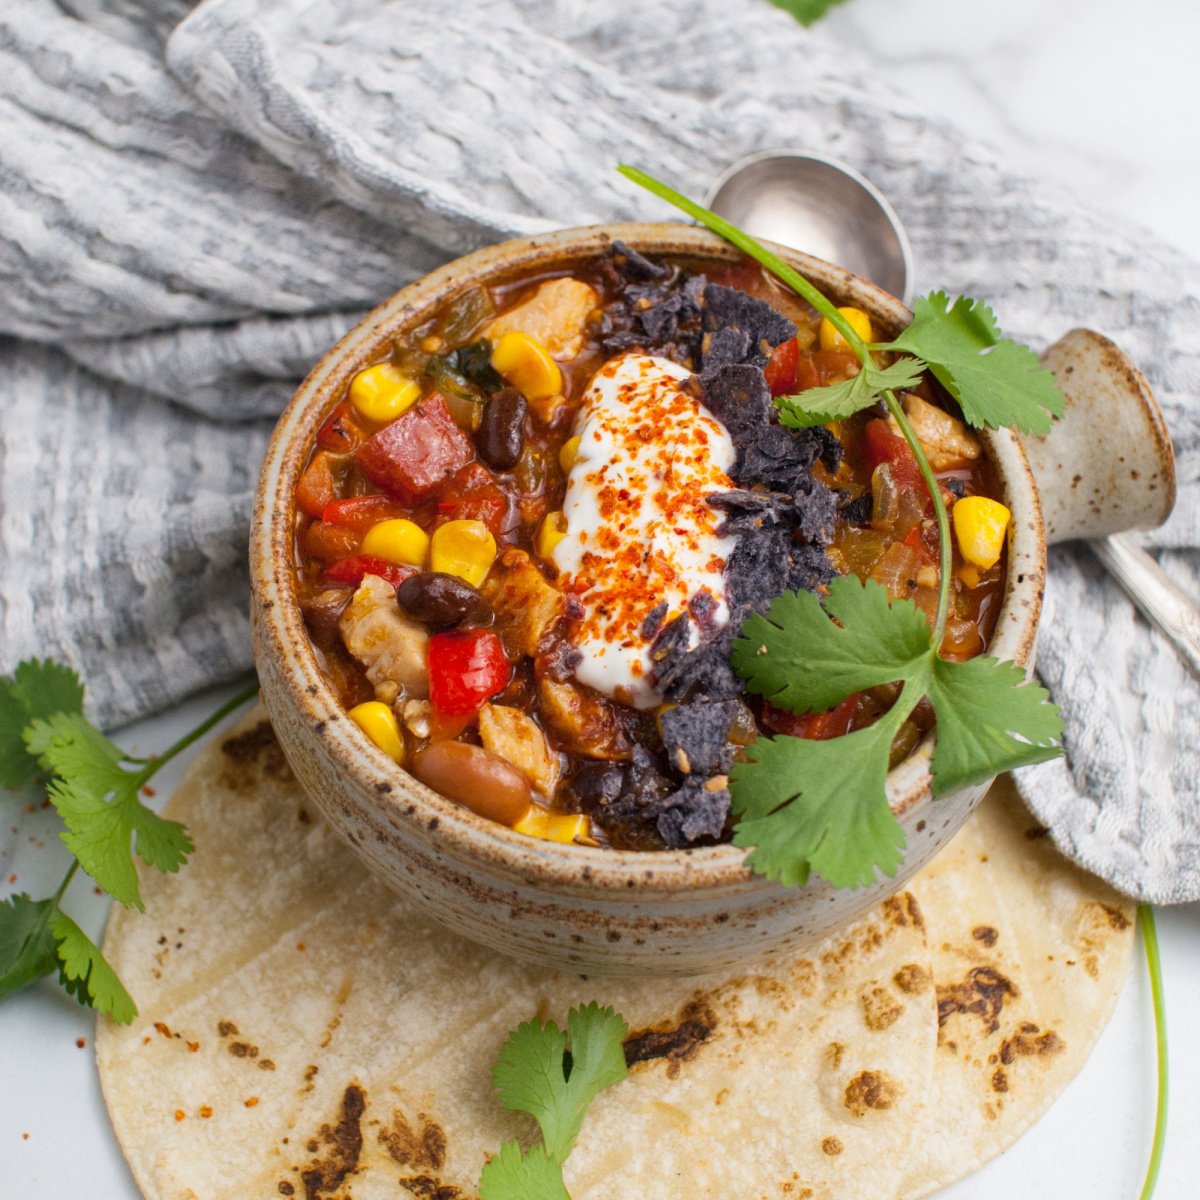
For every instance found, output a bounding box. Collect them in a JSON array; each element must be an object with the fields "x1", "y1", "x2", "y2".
[
  {"x1": 98, "y1": 711, "x2": 935, "y2": 1200},
  {"x1": 897, "y1": 776, "x2": 1135, "y2": 1198},
  {"x1": 96, "y1": 713, "x2": 1133, "y2": 1200}
]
